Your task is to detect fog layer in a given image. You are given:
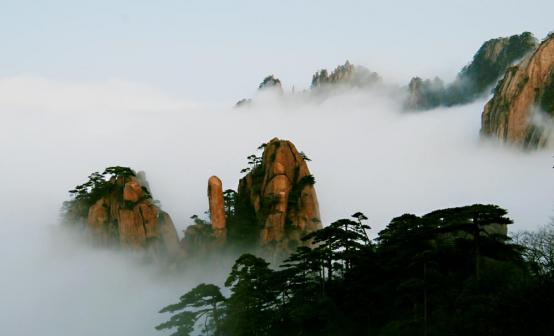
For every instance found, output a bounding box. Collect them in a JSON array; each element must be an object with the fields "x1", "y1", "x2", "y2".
[{"x1": 0, "y1": 75, "x2": 552, "y2": 335}]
